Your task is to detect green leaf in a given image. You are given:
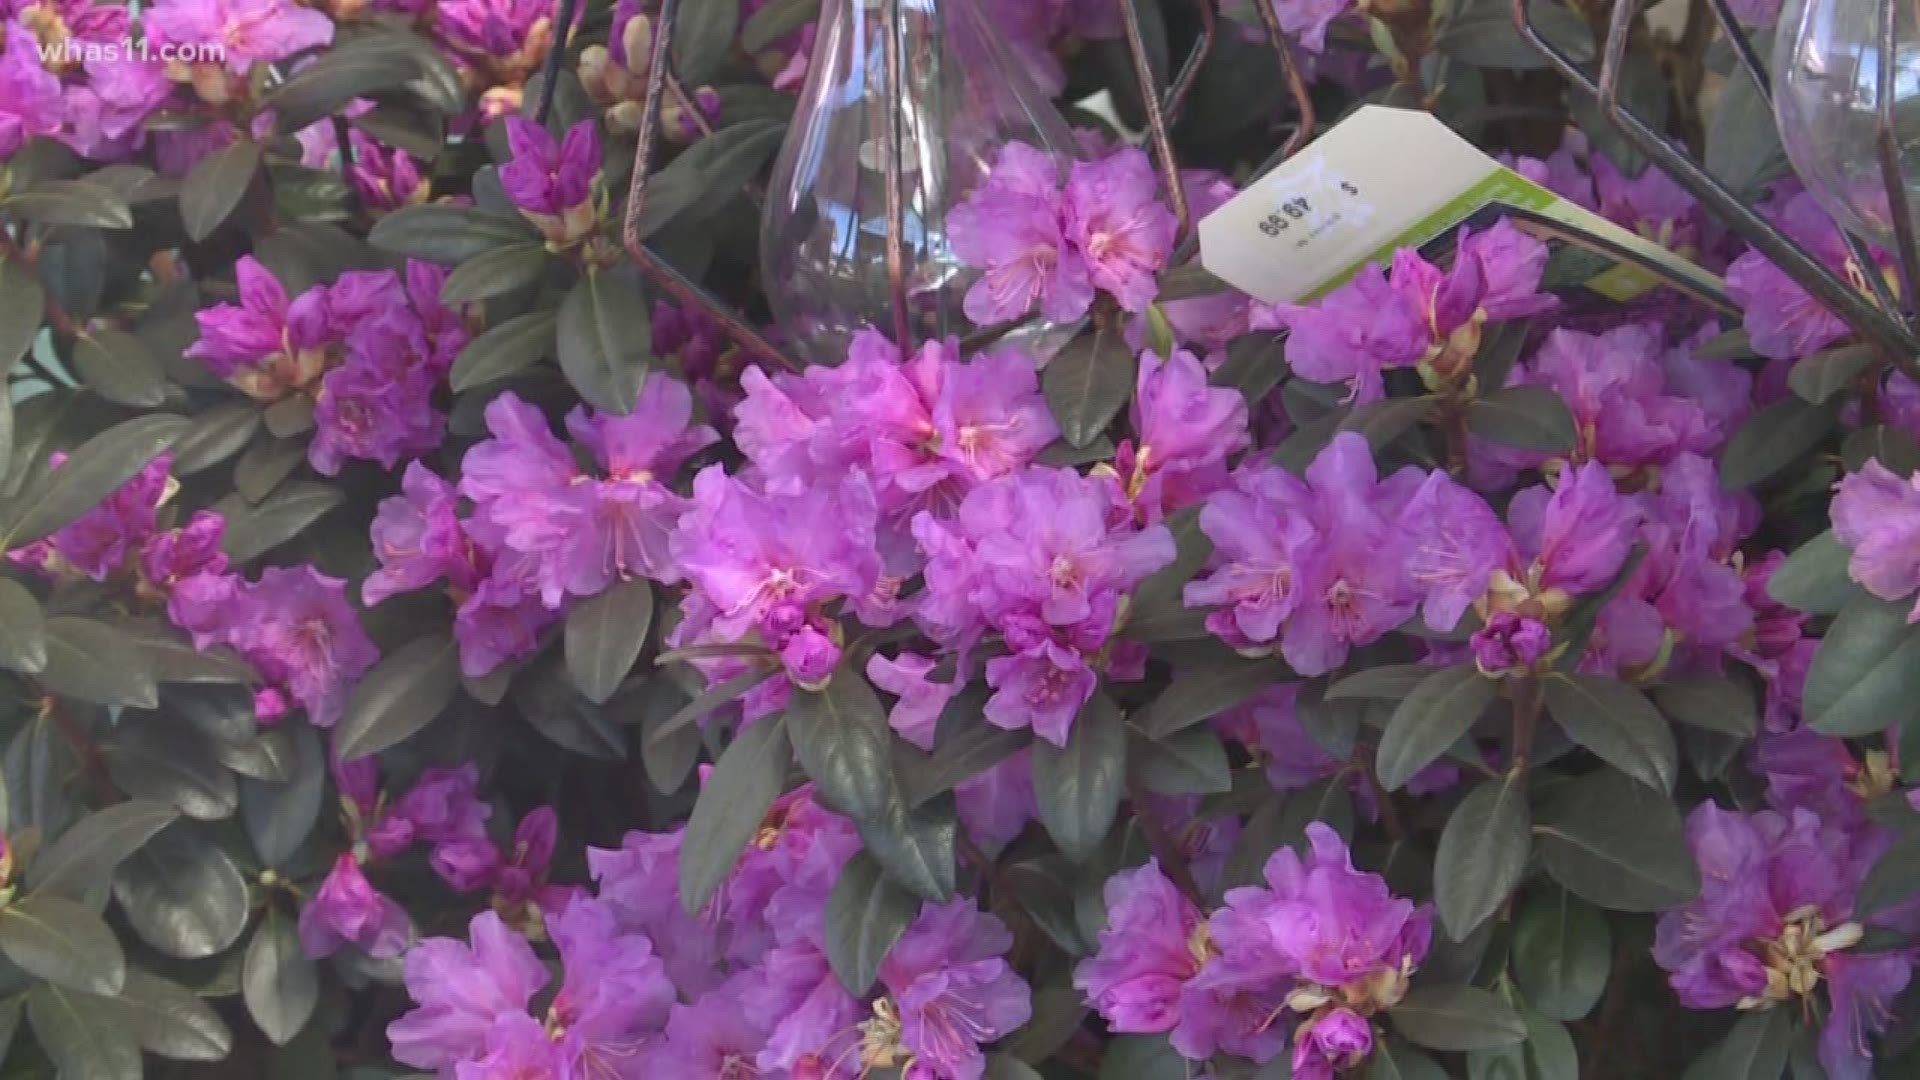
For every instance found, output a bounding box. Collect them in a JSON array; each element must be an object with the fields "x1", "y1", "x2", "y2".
[
  {"x1": 903, "y1": 690, "x2": 1028, "y2": 807},
  {"x1": 111, "y1": 825, "x2": 250, "y2": 959},
  {"x1": 1209, "y1": 332, "x2": 1288, "y2": 406},
  {"x1": 1436, "y1": 0, "x2": 1594, "y2": 69},
  {"x1": 855, "y1": 790, "x2": 958, "y2": 902},
  {"x1": 1855, "y1": 828, "x2": 1920, "y2": 919},
  {"x1": 1129, "y1": 504, "x2": 1212, "y2": 616},
  {"x1": 1467, "y1": 1010, "x2": 1579, "y2": 1080},
  {"x1": 1551, "y1": 543, "x2": 1646, "y2": 672},
  {"x1": 1511, "y1": 887, "x2": 1610, "y2": 1021},
  {"x1": 680, "y1": 716, "x2": 792, "y2": 914},
  {"x1": 39, "y1": 616, "x2": 158, "y2": 709},
  {"x1": 1682, "y1": 1008, "x2": 1793, "y2": 1080},
  {"x1": 0, "y1": 256, "x2": 44, "y2": 373},
  {"x1": 240, "y1": 725, "x2": 325, "y2": 867},
  {"x1": 1376, "y1": 665, "x2": 1496, "y2": 791},
  {"x1": 103, "y1": 719, "x2": 238, "y2": 821},
  {"x1": 1788, "y1": 343, "x2": 1879, "y2": 404},
  {"x1": 632, "y1": 119, "x2": 786, "y2": 239},
  {"x1": 1842, "y1": 424, "x2": 1920, "y2": 476},
  {"x1": 1004, "y1": 857, "x2": 1090, "y2": 956},
  {"x1": 336, "y1": 634, "x2": 462, "y2": 761},
  {"x1": 1130, "y1": 726, "x2": 1231, "y2": 795},
  {"x1": 1766, "y1": 530, "x2": 1856, "y2": 615},
  {"x1": 985, "y1": 1055, "x2": 1046, "y2": 1080},
  {"x1": 4, "y1": 180, "x2": 133, "y2": 229},
  {"x1": 741, "y1": 0, "x2": 817, "y2": 51},
  {"x1": 649, "y1": 665, "x2": 781, "y2": 748},
  {"x1": 369, "y1": 204, "x2": 539, "y2": 264},
  {"x1": 1221, "y1": 777, "x2": 1354, "y2": 892},
  {"x1": 565, "y1": 578, "x2": 654, "y2": 705},
  {"x1": 439, "y1": 243, "x2": 551, "y2": 303},
  {"x1": 27, "y1": 984, "x2": 141, "y2": 1080},
  {"x1": 28, "y1": 801, "x2": 180, "y2": 905},
  {"x1": 1370, "y1": 1036, "x2": 1452, "y2": 1080},
  {"x1": 180, "y1": 139, "x2": 263, "y2": 241},
  {"x1": 1650, "y1": 677, "x2": 1759, "y2": 738},
  {"x1": 1541, "y1": 673, "x2": 1678, "y2": 791},
  {"x1": 1706, "y1": 60, "x2": 1789, "y2": 198},
  {"x1": 1135, "y1": 655, "x2": 1289, "y2": 739},
  {"x1": 1434, "y1": 772, "x2": 1530, "y2": 940},
  {"x1": 115, "y1": 617, "x2": 255, "y2": 685},
  {"x1": 268, "y1": 28, "x2": 463, "y2": 133},
  {"x1": 1099, "y1": 1034, "x2": 1188, "y2": 1079},
  {"x1": 557, "y1": 270, "x2": 652, "y2": 415},
  {"x1": 1804, "y1": 594, "x2": 1920, "y2": 737},
  {"x1": 787, "y1": 674, "x2": 896, "y2": 821},
  {"x1": 0, "y1": 577, "x2": 46, "y2": 674},
  {"x1": 450, "y1": 308, "x2": 557, "y2": 391},
  {"x1": 69, "y1": 329, "x2": 165, "y2": 408},
  {"x1": 262, "y1": 395, "x2": 316, "y2": 439},
  {"x1": 1340, "y1": 394, "x2": 1439, "y2": 451},
  {"x1": 3, "y1": 413, "x2": 186, "y2": 547},
  {"x1": 823, "y1": 852, "x2": 918, "y2": 995},
  {"x1": 0, "y1": 896, "x2": 125, "y2": 995},
  {"x1": 1043, "y1": 323, "x2": 1135, "y2": 448},
  {"x1": 218, "y1": 480, "x2": 346, "y2": 563},
  {"x1": 243, "y1": 910, "x2": 318, "y2": 1047},
  {"x1": 674, "y1": 0, "x2": 741, "y2": 83},
  {"x1": 1031, "y1": 693, "x2": 1127, "y2": 862},
  {"x1": 1718, "y1": 397, "x2": 1838, "y2": 490},
  {"x1": 113, "y1": 969, "x2": 232, "y2": 1061},
  {"x1": 1466, "y1": 385, "x2": 1578, "y2": 452},
  {"x1": 1534, "y1": 767, "x2": 1700, "y2": 911},
  {"x1": 1391, "y1": 984, "x2": 1527, "y2": 1052},
  {"x1": 1327, "y1": 663, "x2": 1436, "y2": 702}
]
